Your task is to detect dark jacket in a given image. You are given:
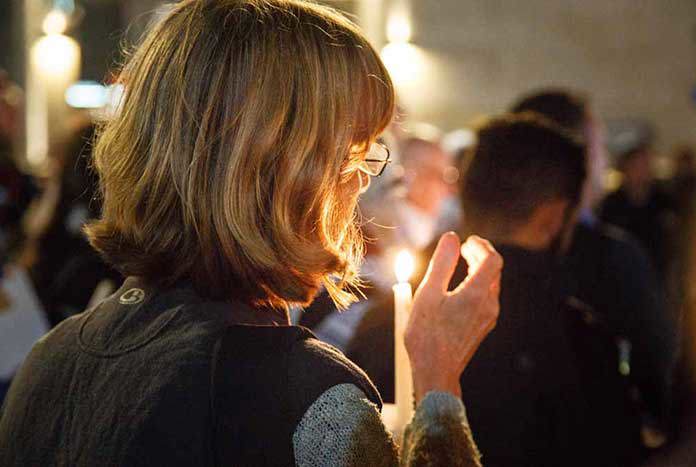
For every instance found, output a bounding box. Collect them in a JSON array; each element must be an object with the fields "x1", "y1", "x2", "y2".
[
  {"x1": 564, "y1": 221, "x2": 676, "y2": 427},
  {"x1": 0, "y1": 277, "x2": 380, "y2": 466},
  {"x1": 348, "y1": 245, "x2": 596, "y2": 467},
  {"x1": 598, "y1": 184, "x2": 677, "y2": 280},
  {"x1": 455, "y1": 245, "x2": 594, "y2": 467}
]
